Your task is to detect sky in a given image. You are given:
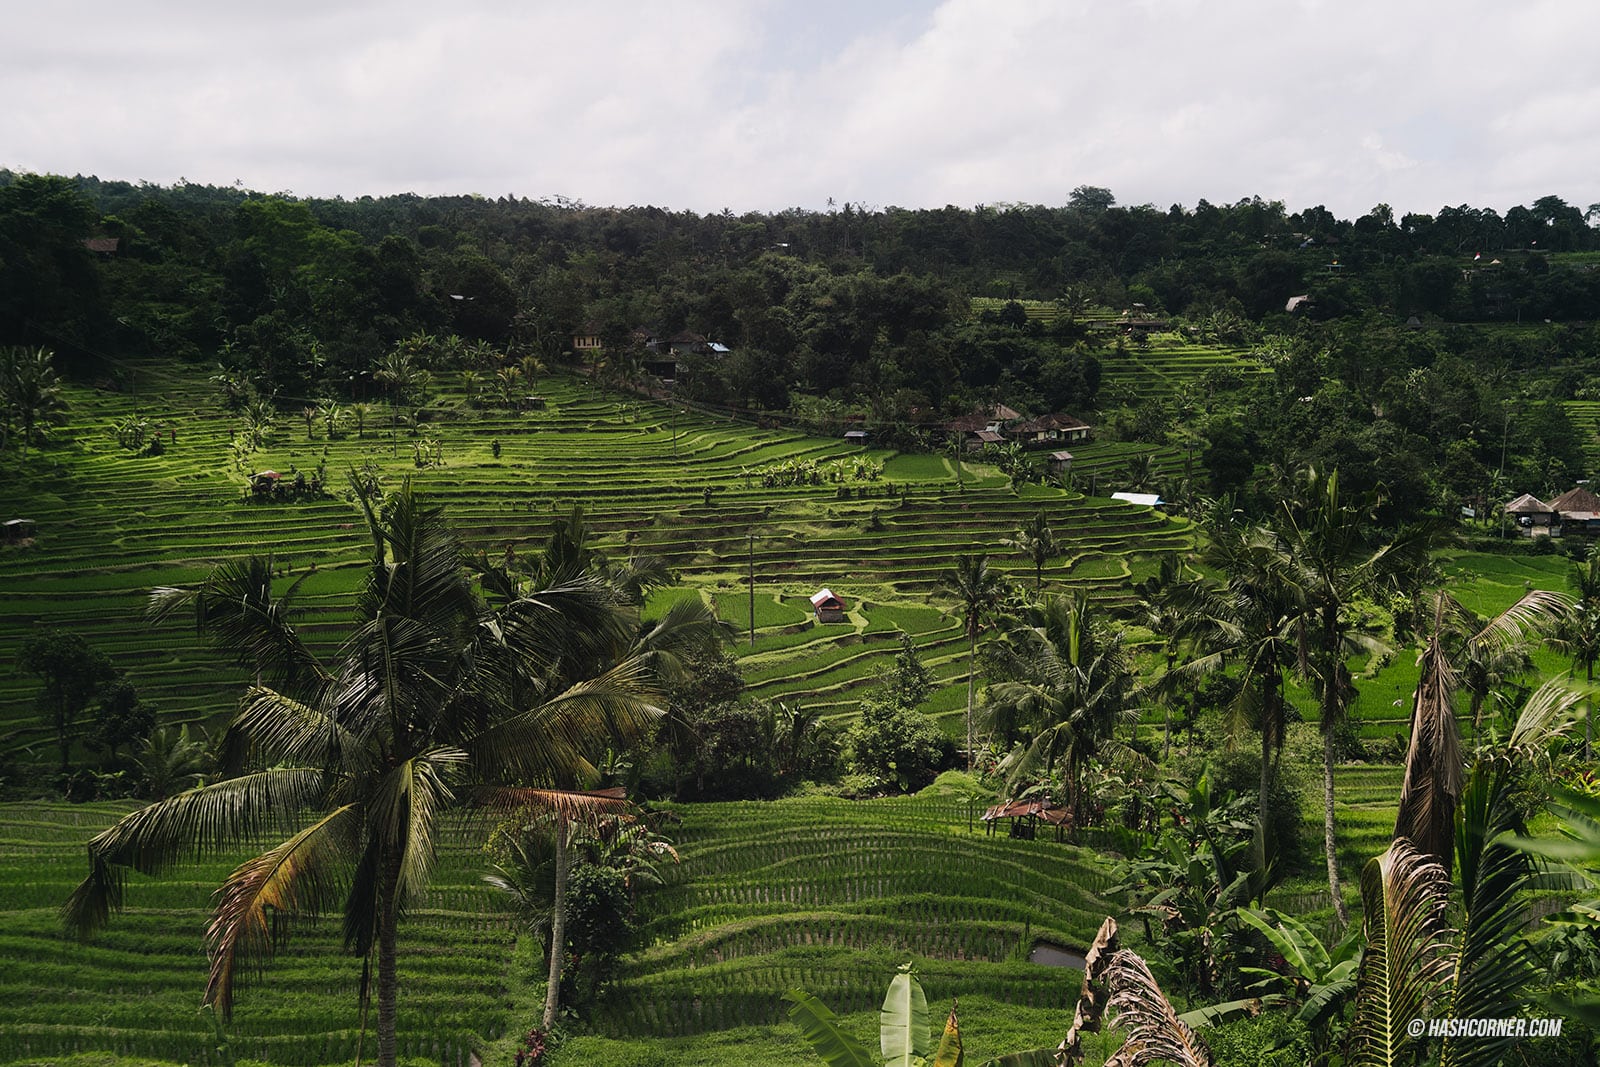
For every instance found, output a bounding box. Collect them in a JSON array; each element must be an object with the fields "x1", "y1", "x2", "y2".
[{"x1": 6, "y1": 0, "x2": 1599, "y2": 220}]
